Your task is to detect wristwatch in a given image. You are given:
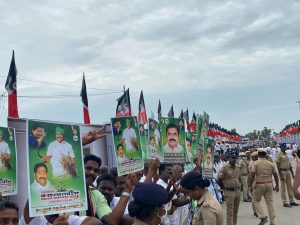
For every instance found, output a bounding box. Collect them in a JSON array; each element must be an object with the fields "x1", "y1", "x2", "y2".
[{"x1": 121, "y1": 192, "x2": 131, "y2": 197}]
